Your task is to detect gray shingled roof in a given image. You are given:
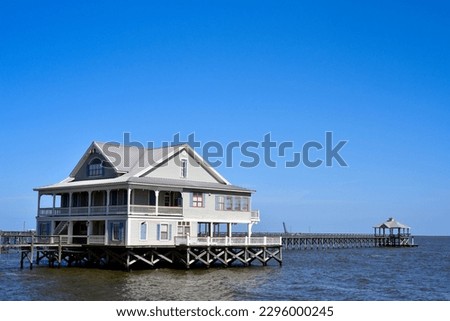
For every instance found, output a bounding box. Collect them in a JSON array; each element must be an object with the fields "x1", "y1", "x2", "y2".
[
  {"x1": 35, "y1": 175, "x2": 252, "y2": 193},
  {"x1": 374, "y1": 217, "x2": 410, "y2": 229},
  {"x1": 95, "y1": 141, "x2": 180, "y2": 174},
  {"x1": 127, "y1": 177, "x2": 253, "y2": 193},
  {"x1": 35, "y1": 141, "x2": 249, "y2": 193}
]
